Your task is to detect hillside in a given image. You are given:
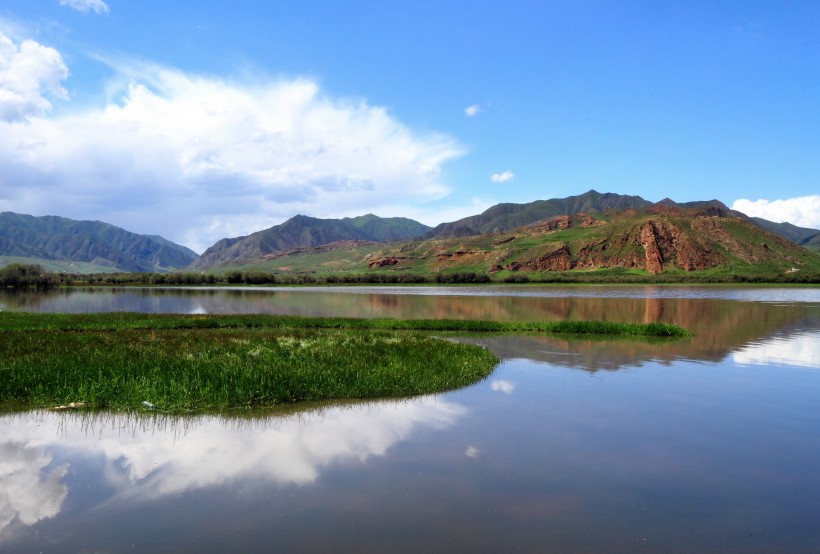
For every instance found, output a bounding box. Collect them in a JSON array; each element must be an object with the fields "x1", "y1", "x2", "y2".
[
  {"x1": 427, "y1": 190, "x2": 652, "y2": 238},
  {"x1": 358, "y1": 204, "x2": 820, "y2": 277},
  {"x1": 750, "y1": 218, "x2": 820, "y2": 252},
  {"x1": 191, "y1": 214, "x2": 430, "y2": 270},
  {"x1": 0, "y1": 212, "x2": 198, "y2": 273},
  {"x1": 800, "y1": 233, "x2": 820, "y2": 252},
  {"x1": 191, "y1": 191, "x2": 820, "y2": 278},
  {"x1": 425, "y1": 190, "x2": 820, "y2": 248}
]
